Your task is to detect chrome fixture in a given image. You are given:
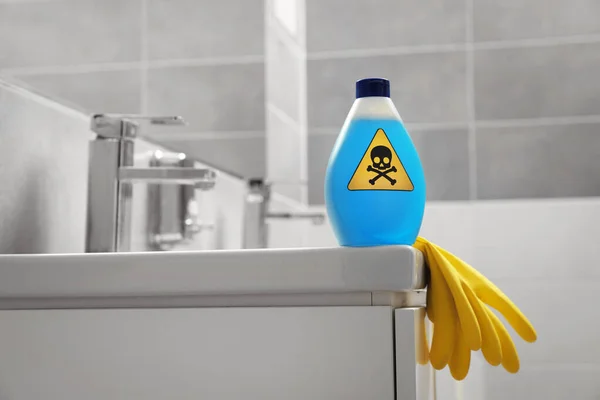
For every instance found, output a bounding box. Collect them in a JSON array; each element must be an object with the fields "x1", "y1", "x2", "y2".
[
  {"x1": 242, "y1": 178, "x2": 325, "y2": 249},
  {"x1": 146, "y1": 150, "x2": 215, "y2": 251},
  {"x1": 86, "y1": 114, "x2": 217, "y2": 253}
]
